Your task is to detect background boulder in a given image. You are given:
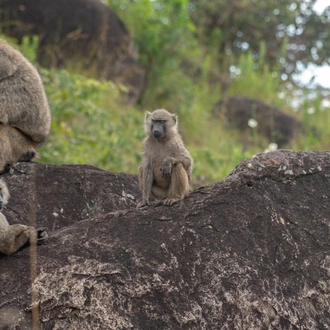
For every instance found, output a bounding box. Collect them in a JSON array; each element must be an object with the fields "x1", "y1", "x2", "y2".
[
  {"x1": 213, "y1": 96, "x2": 301, "y2": 147},
  {"x1": 1, "y1": 150, "x2": 330, "y2": 329},
  {"x1": 0, "y1": 0, "x2": 145, "y2": 103}
]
